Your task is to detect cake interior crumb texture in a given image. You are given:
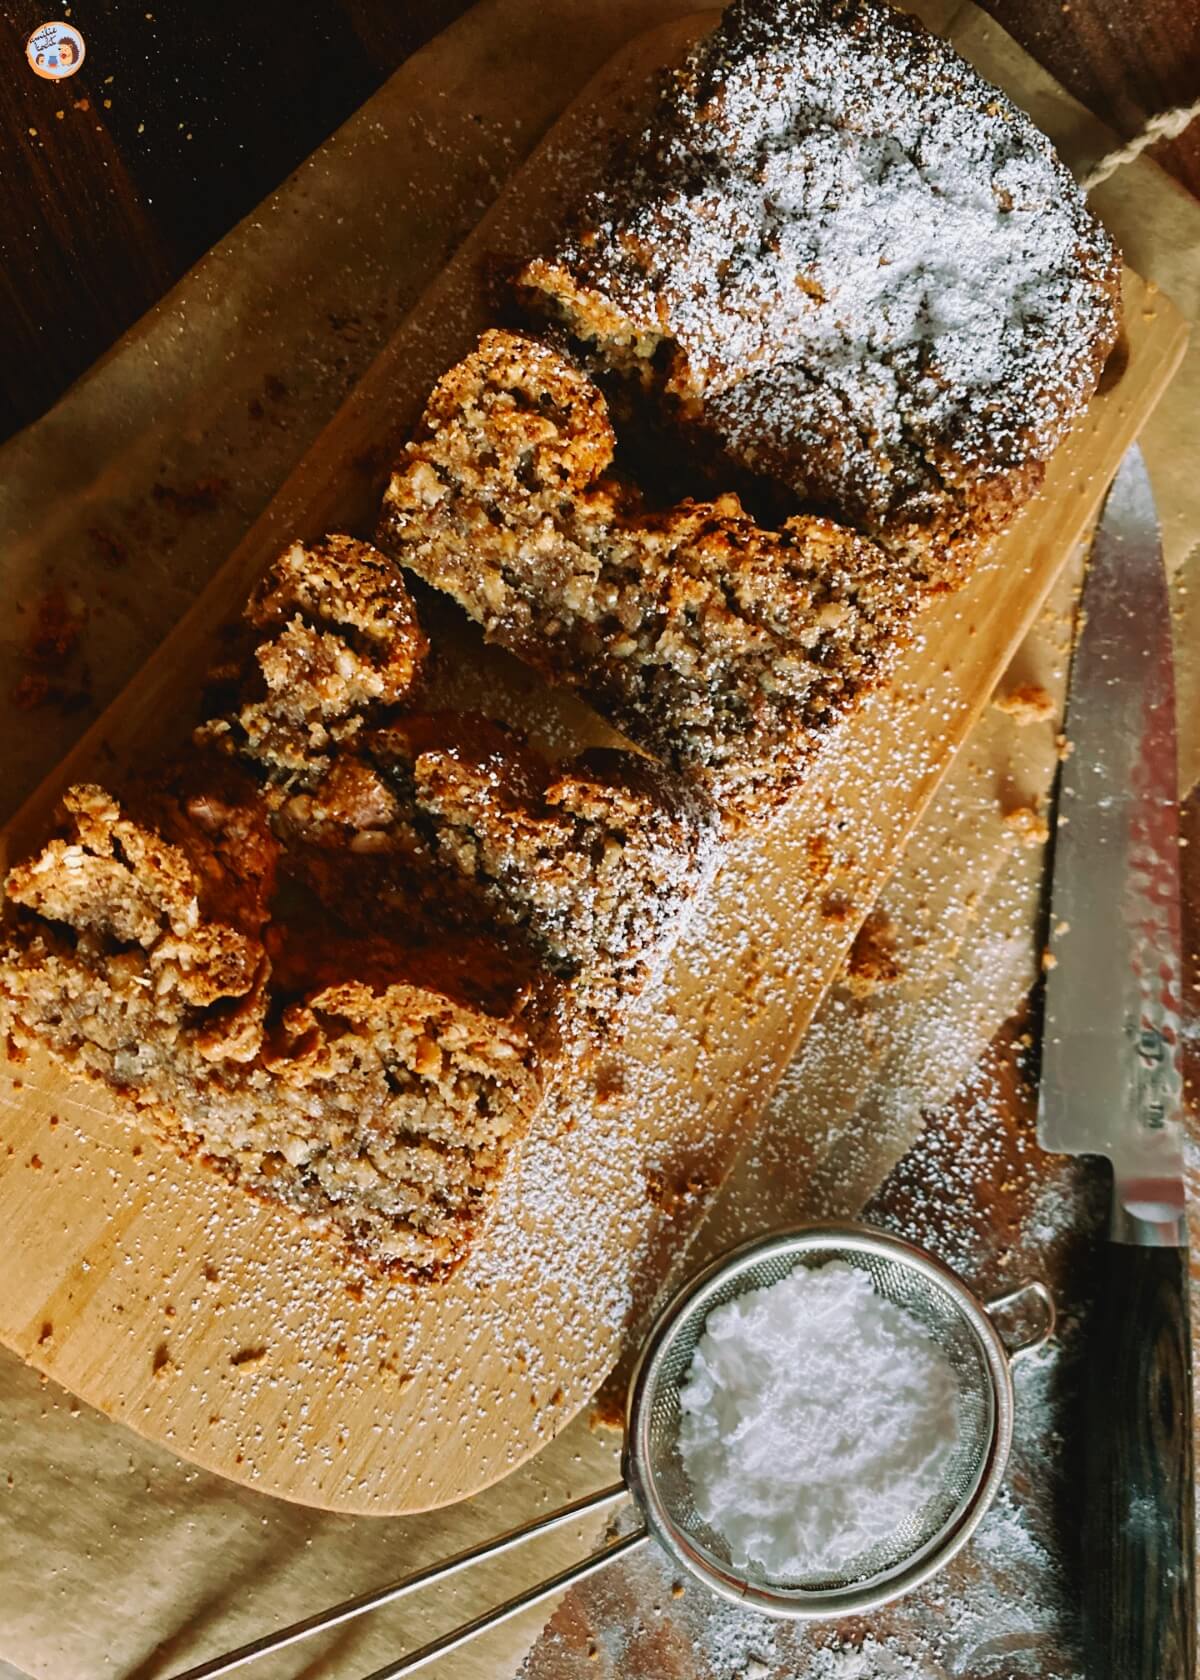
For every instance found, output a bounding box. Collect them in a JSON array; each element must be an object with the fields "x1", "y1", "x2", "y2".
[
  {"x1": 1, "y1": 539, "x2": 713, "y2": 1278},
  {"x1": 1, "y1": 777, "x2": 550, "y2": 1278},
  {"x1": 518, "y1": 0, "x2": 1121, "y2": 576},
  {"x1": 381, "y1": 329, "x2": 914, "y2": 814}
]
